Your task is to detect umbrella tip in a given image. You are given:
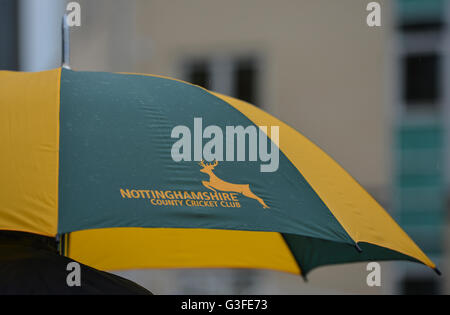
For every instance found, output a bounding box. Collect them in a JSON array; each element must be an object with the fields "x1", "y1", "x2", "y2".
[{"x1": 434, "y1": 268, "x2": 442, "y2": 276}]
